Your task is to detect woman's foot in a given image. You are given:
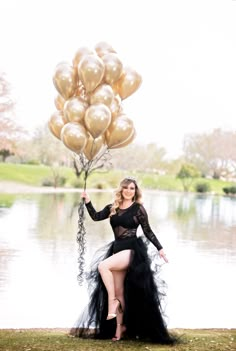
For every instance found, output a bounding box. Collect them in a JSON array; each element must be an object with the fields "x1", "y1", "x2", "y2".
[
  {"x1": 106, "y1": 298, "x2": 122, "y2": 320},
  {"x1": 112, "y1": 324, "x2": 126, "y2": 341}
]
